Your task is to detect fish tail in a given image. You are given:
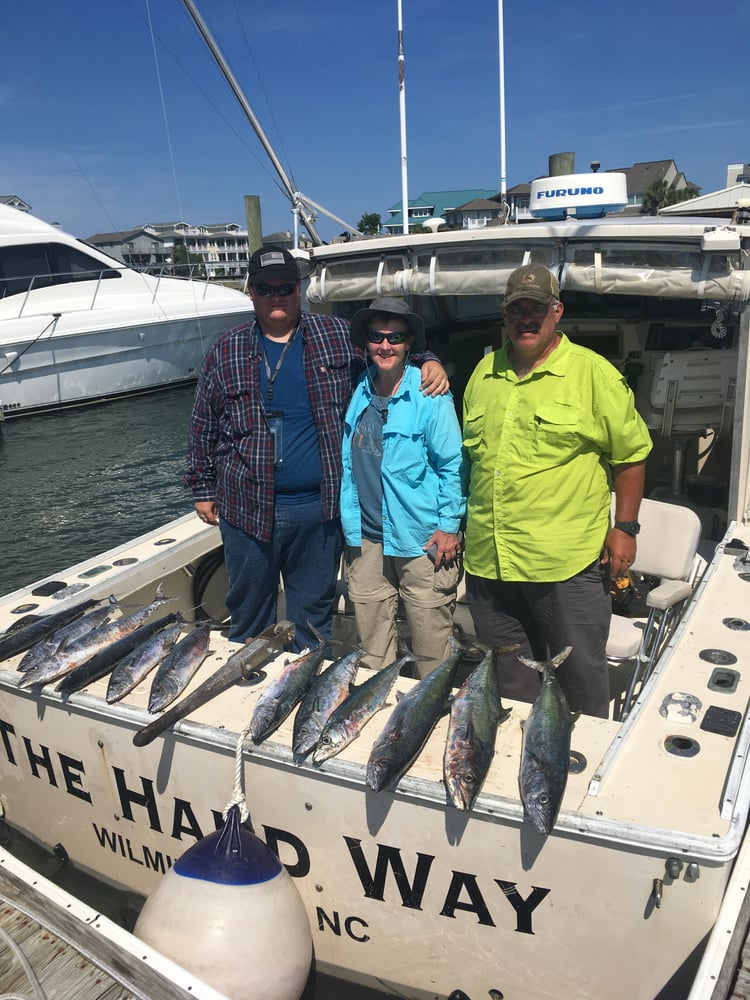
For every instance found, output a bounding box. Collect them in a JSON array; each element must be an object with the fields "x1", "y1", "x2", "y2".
[{"x1": 518, "y1": 645, "x2": 573, "y2": 673}]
